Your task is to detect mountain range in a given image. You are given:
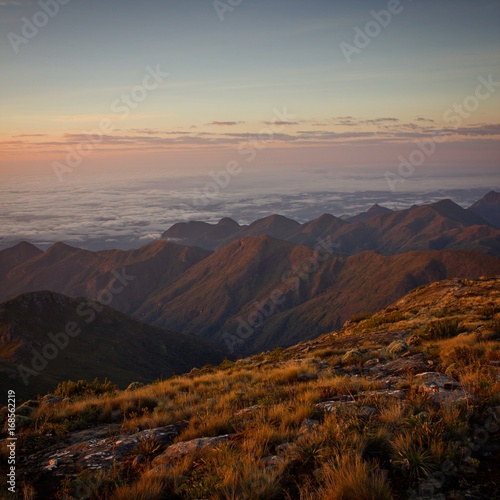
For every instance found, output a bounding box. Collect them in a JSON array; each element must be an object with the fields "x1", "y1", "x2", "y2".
[
  {"x1": 161, "y1": 192, "x2": 500, "y2": 254},
  {"x1": 1, "y1": 191, "x2": 500, "y2": 396}
]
